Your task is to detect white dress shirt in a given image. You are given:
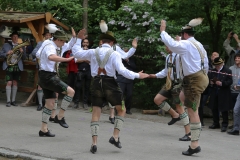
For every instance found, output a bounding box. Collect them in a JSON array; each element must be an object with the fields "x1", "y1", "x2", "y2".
[
  {"x1": 160, "y1": 31, "x2": 209, "y2": 76},
  {"x1": 72, "y1": 39, "x2": 139, "y2": 79},
  {"x1": 36, "y1": 37, "x2": 77, "y2": 72},
  {"x1": 155, "y1": 53, "x2": 180, "y2": 80},
  {"x1": 36, "y1": 41, "x2": 58, "y2": 72}
]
